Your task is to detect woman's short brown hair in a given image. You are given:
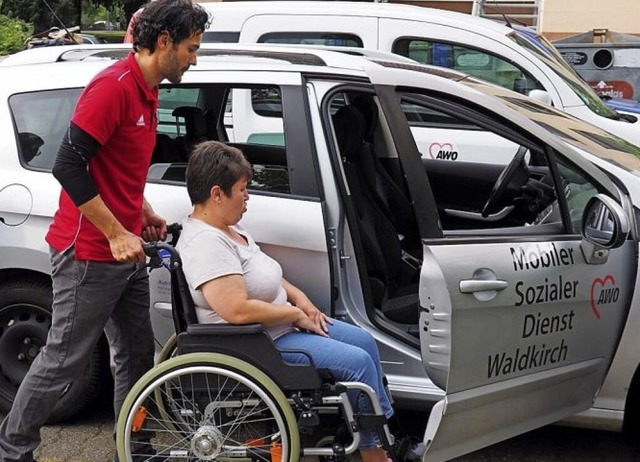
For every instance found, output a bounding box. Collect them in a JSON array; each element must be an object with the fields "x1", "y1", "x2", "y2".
[{"x1": 186, "y1": 141, "x2": 253, "y2": 205}]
